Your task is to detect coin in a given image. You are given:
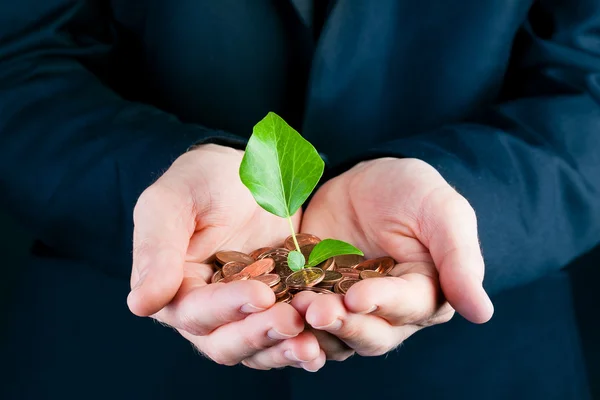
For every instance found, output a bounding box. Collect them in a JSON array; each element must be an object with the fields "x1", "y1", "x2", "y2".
[
  {"x1": 354, "y1": 257, "x2": 395, "y2": 274},
  {"x1": 211, "y1": 269, "x2": 223, "y2": 283},
  {"x1": 315, "y1": 257, "x2": 335, "y2": 271},
  {"x1": 252, "y1": 273, "x2": 280, "y2": 287},
  {"x1": 296, "y1": 286, "x2": 335, "y2": 295},
  {"x1": 271, "y1": 281, "x2": 289, "y2": 298},
  {"x1": 299, "y1": 244, "x2": 316, "y2": 259},
  {"x1": 320, "y1": 270, "x2": 343, "y2": 286},
  {"x1": 335, "y1": 267, "x2": 360, "y2": 279},
  {"x1": 277, "y1": 292, "x2": 293, "y2": 303},
  {"x1": 221, "y1": 272, "x2": 251, "y2": 283},
  {"x1": 374, "y1": 257, "x2": 396, "y2": 274},
  {"x1": 284, "y1": 233, "x2": 321, "y2": 251},
  {"x1": 286, "y1": 268, "x2": 325, "y2": 289},
  {"x1": 215, "y1": 250, "x2": 254, "y2": 266},
  {"x1": 334, "y1": 254, "x2": 365, "y2": 269},
  {"x1": 359, "y1": 270, "x2": 384, "y2": 279},
  {"x1": 249, "y1": 247, "x2": 273, "y2": 261},
  {"x1": 334, "y1": 278, "x2": 359, "y2": 294},
  {"x1": 240, "y1": 258, "x2": 275, "y2": 278},
  {"x1": 221, "y1": 261, "x2": 246, "y2": 277}
]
